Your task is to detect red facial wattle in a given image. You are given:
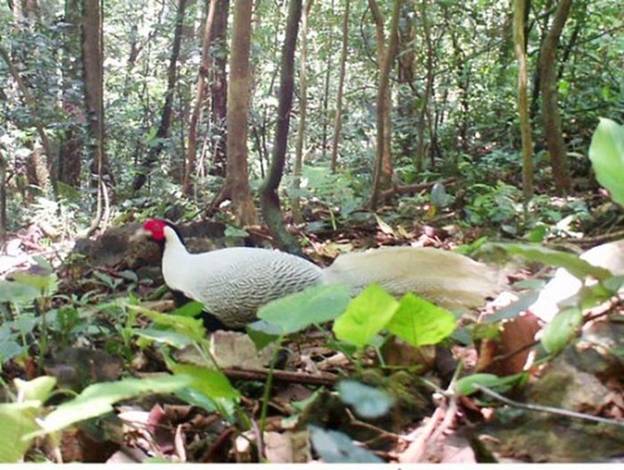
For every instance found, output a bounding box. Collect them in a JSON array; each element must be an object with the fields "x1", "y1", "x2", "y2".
[{"x1": 143, "y1": 219, "x2": 167, "y2": 241}]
